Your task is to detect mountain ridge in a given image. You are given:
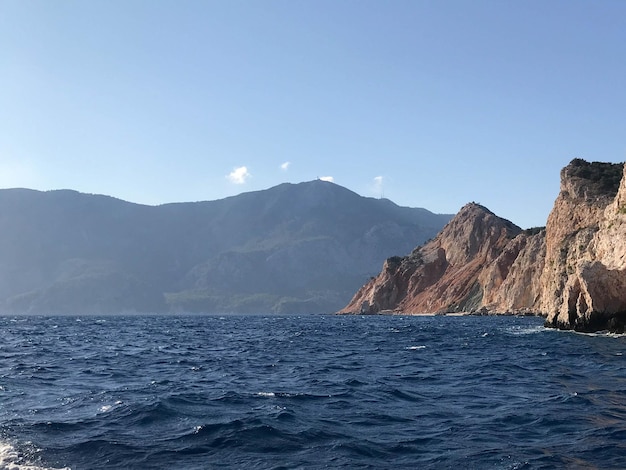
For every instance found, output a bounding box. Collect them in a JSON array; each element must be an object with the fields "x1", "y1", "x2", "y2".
[{"x1": 0, "y1": 180, "x2": 452, "y2": 315}]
